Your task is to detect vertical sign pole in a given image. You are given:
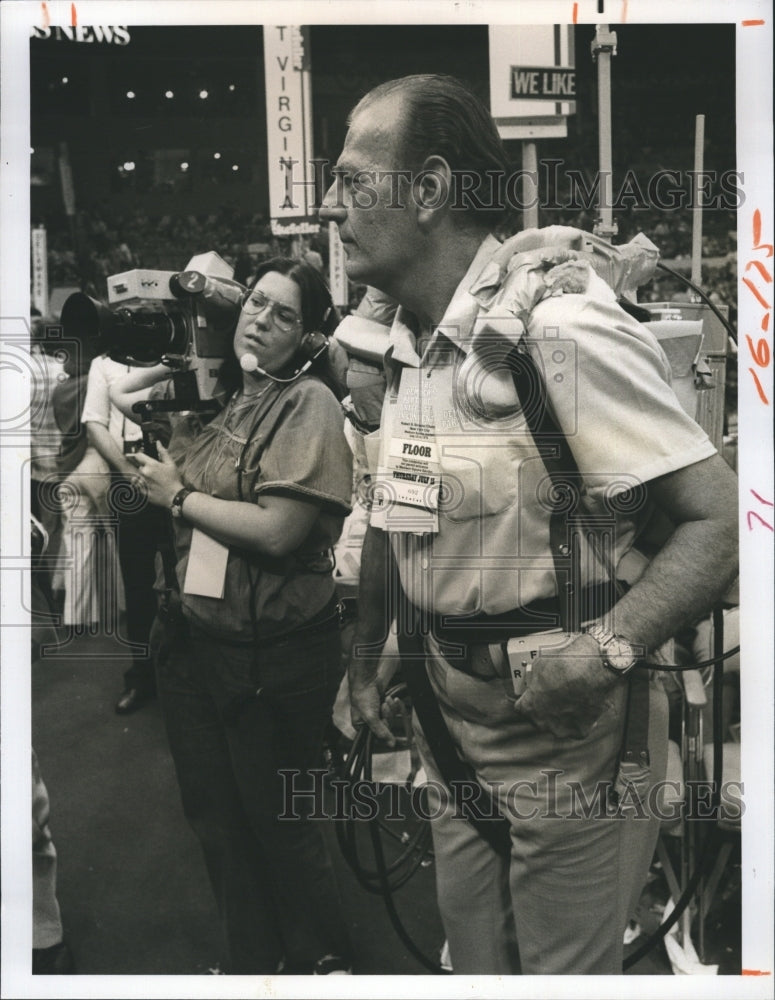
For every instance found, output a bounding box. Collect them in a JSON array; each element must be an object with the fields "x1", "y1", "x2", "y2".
[
  {"x1": 691, "y1": 114, "x2": 705, "y2": 288},
  {"x1": 522, "y1": 140, "x2": 539, "y2": 230},
  {"x1": 592, "y1": 26, "x2": 618, "y2": 243}
]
